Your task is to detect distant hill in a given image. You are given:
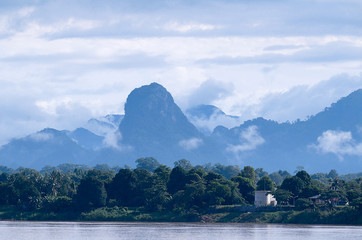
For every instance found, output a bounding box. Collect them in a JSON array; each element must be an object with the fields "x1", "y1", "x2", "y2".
[{"x1": 0, "y1": 83, "x2": 361, "y2": 173}]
